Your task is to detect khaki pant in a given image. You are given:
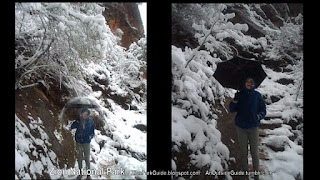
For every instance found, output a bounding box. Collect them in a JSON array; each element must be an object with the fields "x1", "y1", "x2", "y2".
[
  {"x1": 76, "y1": 142, "x2": 91, "y2": 170},
  {"x1": 236, "y1": 126, "x2": 259, "y2": 180}
]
